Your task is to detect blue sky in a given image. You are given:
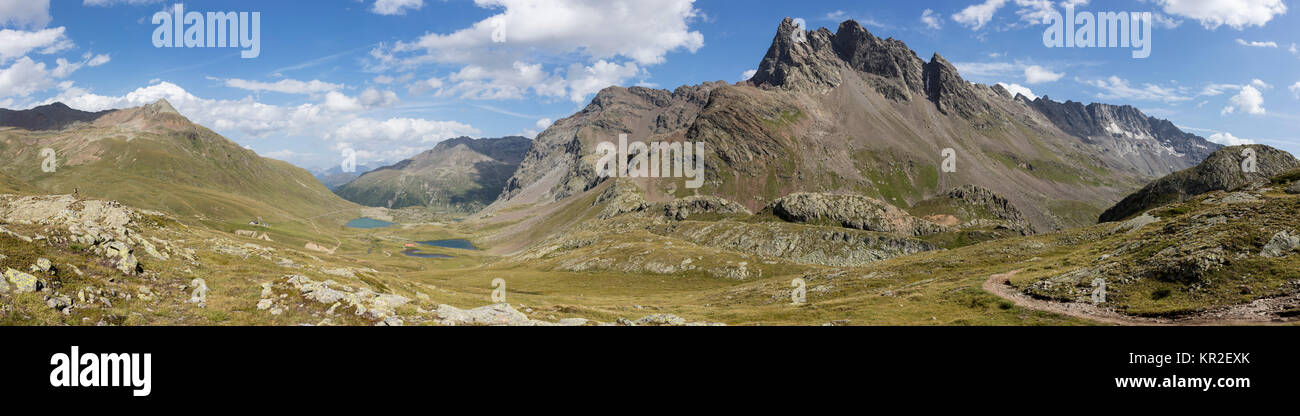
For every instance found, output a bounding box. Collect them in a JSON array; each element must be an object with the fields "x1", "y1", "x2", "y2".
[{"x1": 0, "y1": 0, "x2": 1296, "y2": 170}]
